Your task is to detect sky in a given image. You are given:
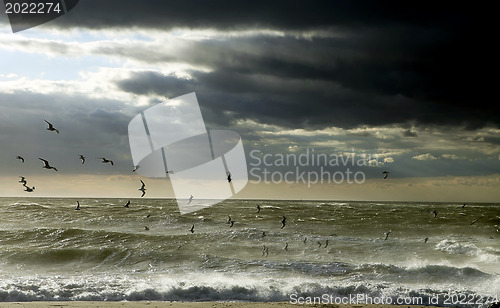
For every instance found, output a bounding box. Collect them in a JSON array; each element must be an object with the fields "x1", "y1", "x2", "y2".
[{"x1": 0, "y1": 1, "x2": 499, "y2": 202}]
